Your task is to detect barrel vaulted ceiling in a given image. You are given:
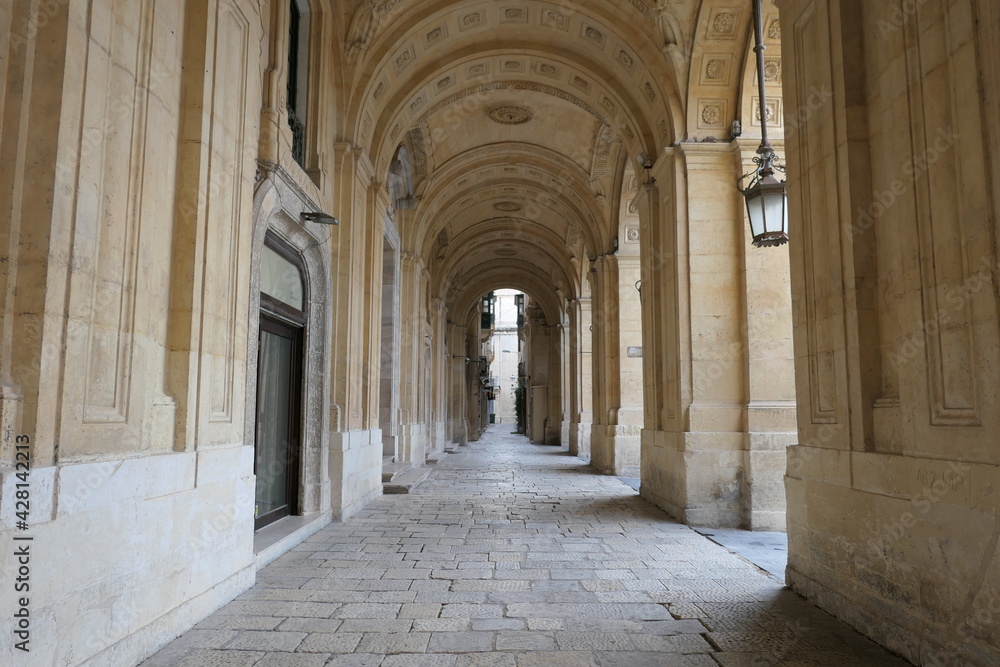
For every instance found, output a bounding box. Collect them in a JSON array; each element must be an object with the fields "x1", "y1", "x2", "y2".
[{"x1": 332, "y1": 0, "x2": 782, "y2": 317}]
